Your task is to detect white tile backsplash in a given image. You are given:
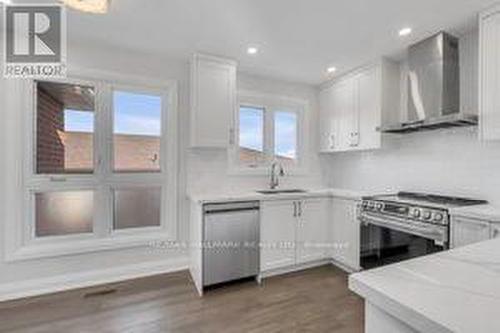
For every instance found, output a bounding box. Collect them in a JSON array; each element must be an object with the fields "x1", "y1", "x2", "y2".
[{"x1": 323, "y1": 126, "x2": 500, "y2": 205}]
